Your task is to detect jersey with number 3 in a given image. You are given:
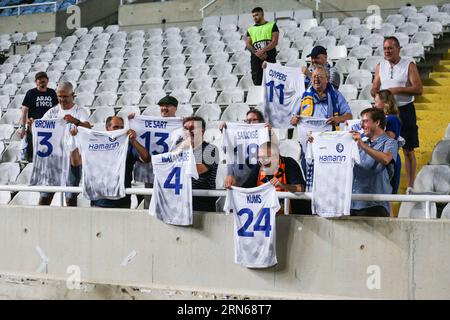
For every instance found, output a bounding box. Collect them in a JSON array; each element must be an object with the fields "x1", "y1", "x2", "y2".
[
  {"x1": 130, "y1": 116, "x2": 183, "y2": 183},
  {"x1": 306, "y1": 131, "x2": 360, "y2": 217},
  {"x1": 30, "y1": 118, "x2": 70, "y2": 186},
  {"x1": 263, "y1": 62, "x2": 305, "y2": 128},
  {"x1": 149, "y1": 148, "x2": 199, "y2": 226},
  {"x1": 224, "y1": 183, "x2": 280, "y2": 268}
]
